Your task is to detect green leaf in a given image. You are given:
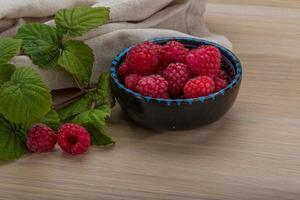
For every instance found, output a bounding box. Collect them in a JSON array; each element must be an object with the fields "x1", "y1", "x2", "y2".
[
  {"x1": 72, "y1": 106, "x2": 111, "y2": 127},
  {"x1": 16, "y1": 23, "x2": 62, "y2": 69},
  {"x1": 0, "y1": 37, "x2": 22, "y2": 64},
  {"x1": 96, "y1": 72, "x2": 115, "y2": 107},
  {"x1": 55, "y1": 6, "x2": 110, "y2": 37},
  {"x1": 0, "y1": 115, "x2": 28, "y2": 160},
  {"x1": 40, "y1": 110, "x2": 61, "y2": 131},
  {"x1": 0, "y1": 67, "x2": 52, "y2": 124},
  {"x1": 85, "y1": 124, "x2": 115, "y2": 146},
  {"x1": 0, "y1": 64, "x2": 16, "y2": 85},
  {"x1": 58, "y1": 40, "x2": 94, "y2": 85},
  {"x1": 72, "y1": 106, "x2": 114, "y2": 146},
  {"x1": 57, "y1": 92, "x2": 94, "y2": 121}
]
